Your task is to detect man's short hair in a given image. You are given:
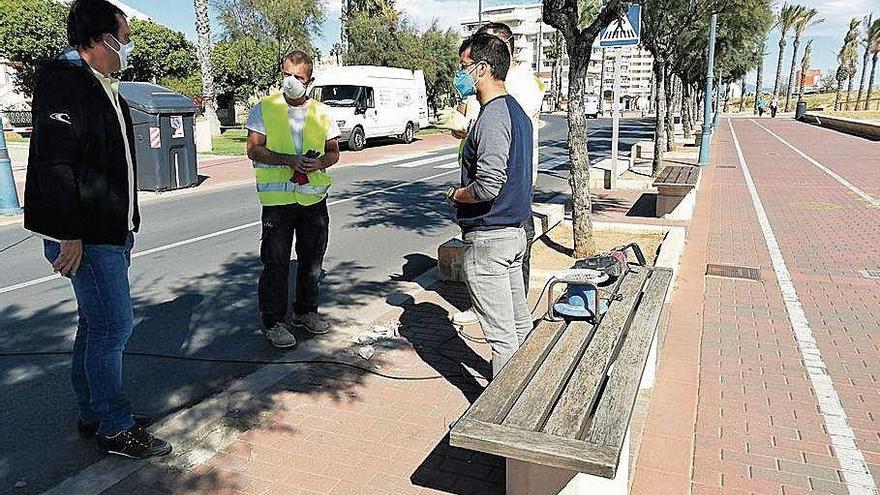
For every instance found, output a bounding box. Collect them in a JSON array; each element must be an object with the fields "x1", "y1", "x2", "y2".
[
  {"x1": 67, "y1": 0, "x2": 127, "y2": 49},
  {"x1": 459, "y1": 33, "x2": 511, "y2": 81},
  {"x1": 476, "y1": 22, "x2": 515, "y2": 54},
  {"x1": 282, "y1": 51, "x2": 314, "y2": 77}
]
